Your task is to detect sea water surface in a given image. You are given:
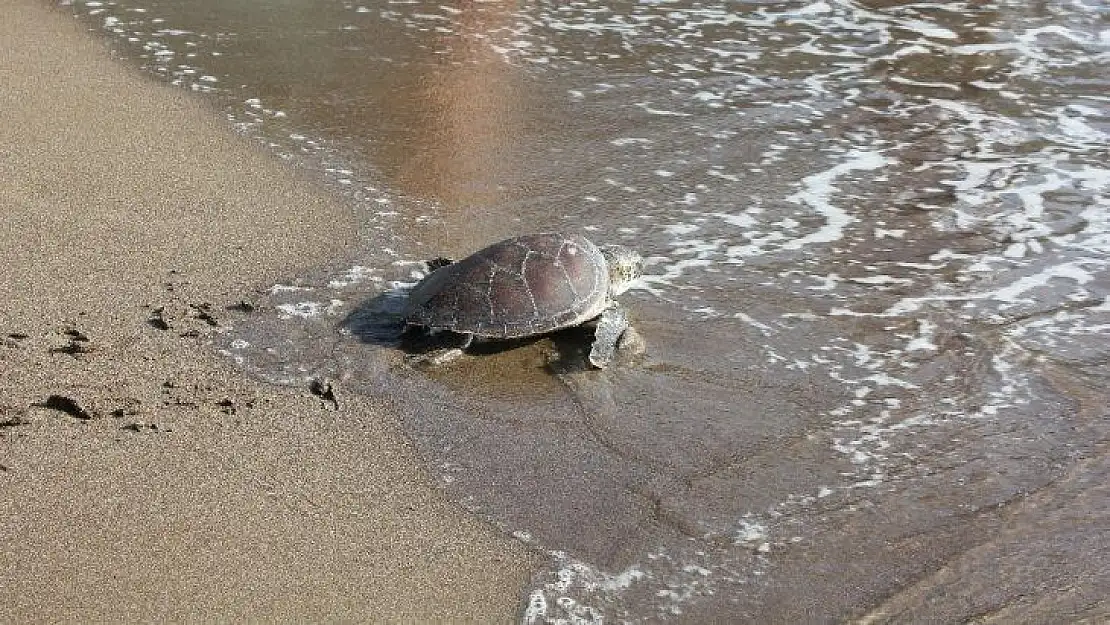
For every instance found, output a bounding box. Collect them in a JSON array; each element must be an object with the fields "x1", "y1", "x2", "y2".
[{"x1": 63, "y1": 0, "x2": 1110, "y2": 621}]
